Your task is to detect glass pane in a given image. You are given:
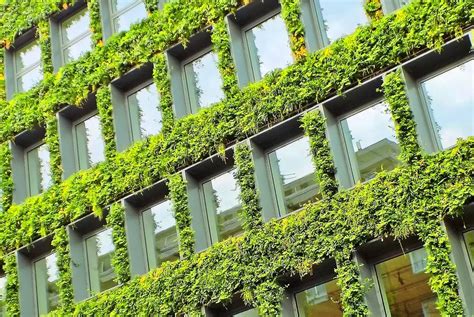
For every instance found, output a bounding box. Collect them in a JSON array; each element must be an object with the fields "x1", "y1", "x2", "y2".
[
  {"x1": 27, "y1": 143, "x2": 52, "y2": 195},
  {"x1": 204, "y1": 170, "x2": 243, "y2": 241},
  {"x1": 269, "y1": 137, "x2": 320, "y2": 214},
  {"x1": 463, "y1": 230, "x2": 474, "y2": 272},
  {"x1": 319, "y1": 0, "x2": 367, "y2": 43},
  {"x1": 234, "y1": 308, "x2": 259, "y2": 317},
  {"x1": 246, "y1": 14, "x2": 293, "y2": 78},
  {"x1": 143, "y1": 200, "x2": 179, "y2": 268},
  {"x1": 111, "y1": 0, "x2": 138, "y2": 12},
  {"x1": 34, "y1": 253, "x2": 59, "y2": 314},
  {"x1": 83, "y1": 115, "x2": 105, "y2": 166},
  {"x1": 86, "y1": 228, "x2": 117, "y2": 293},
  {"x1": 421, "y1": 60, "x2": 473, "y2": 149},
  {"x1": 16, "y1": 65, "x2": 42, "y2": 92},
  {"x1": 113, "y1": 1, "x2": 147, "y2": 33},
  {"x1": 295, "y1": 279, "x2": 343, "y2": 316},
  {"x1": 128, "y1": 83, "x2": 162, "y2": 139},
  {"x1": 185, "y1": 51, "x2": 224, "y2": 109},
  {"x1": 376, "y1": 248, "x2": 439, "y2": 317},
  {"x1": 63, "y1": 33, "x2": 93, "y2": 63},
  {"x1": 0, "y1": 275, "x2": 6, "y2": 317},
  {"x1": 61, "y1": 8, "x2": 90, "y2": 43},
  {"x1": 14, "y1": 40, "x2": 41, "y2": 72},
  {"x1": 341, "y1": 102, "x2": 400, "y2": 182}
]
